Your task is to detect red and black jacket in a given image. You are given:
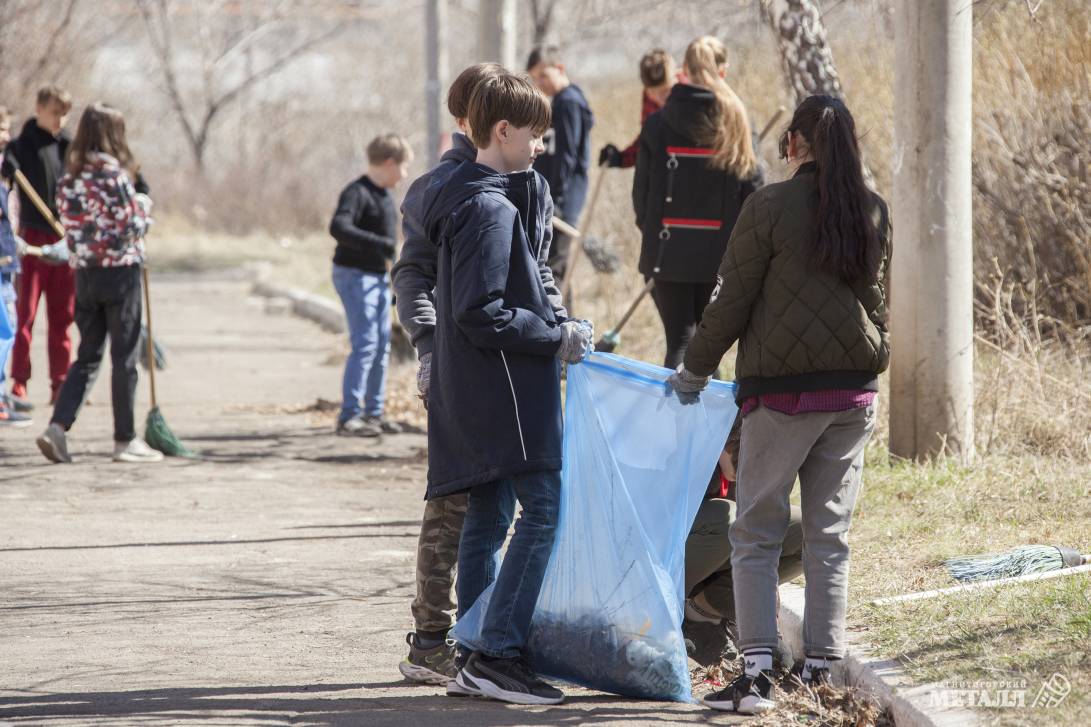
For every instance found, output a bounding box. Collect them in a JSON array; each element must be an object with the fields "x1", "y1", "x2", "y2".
[{"x1": 632, "y1": 83, "x2": 763, "y2": 284}]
